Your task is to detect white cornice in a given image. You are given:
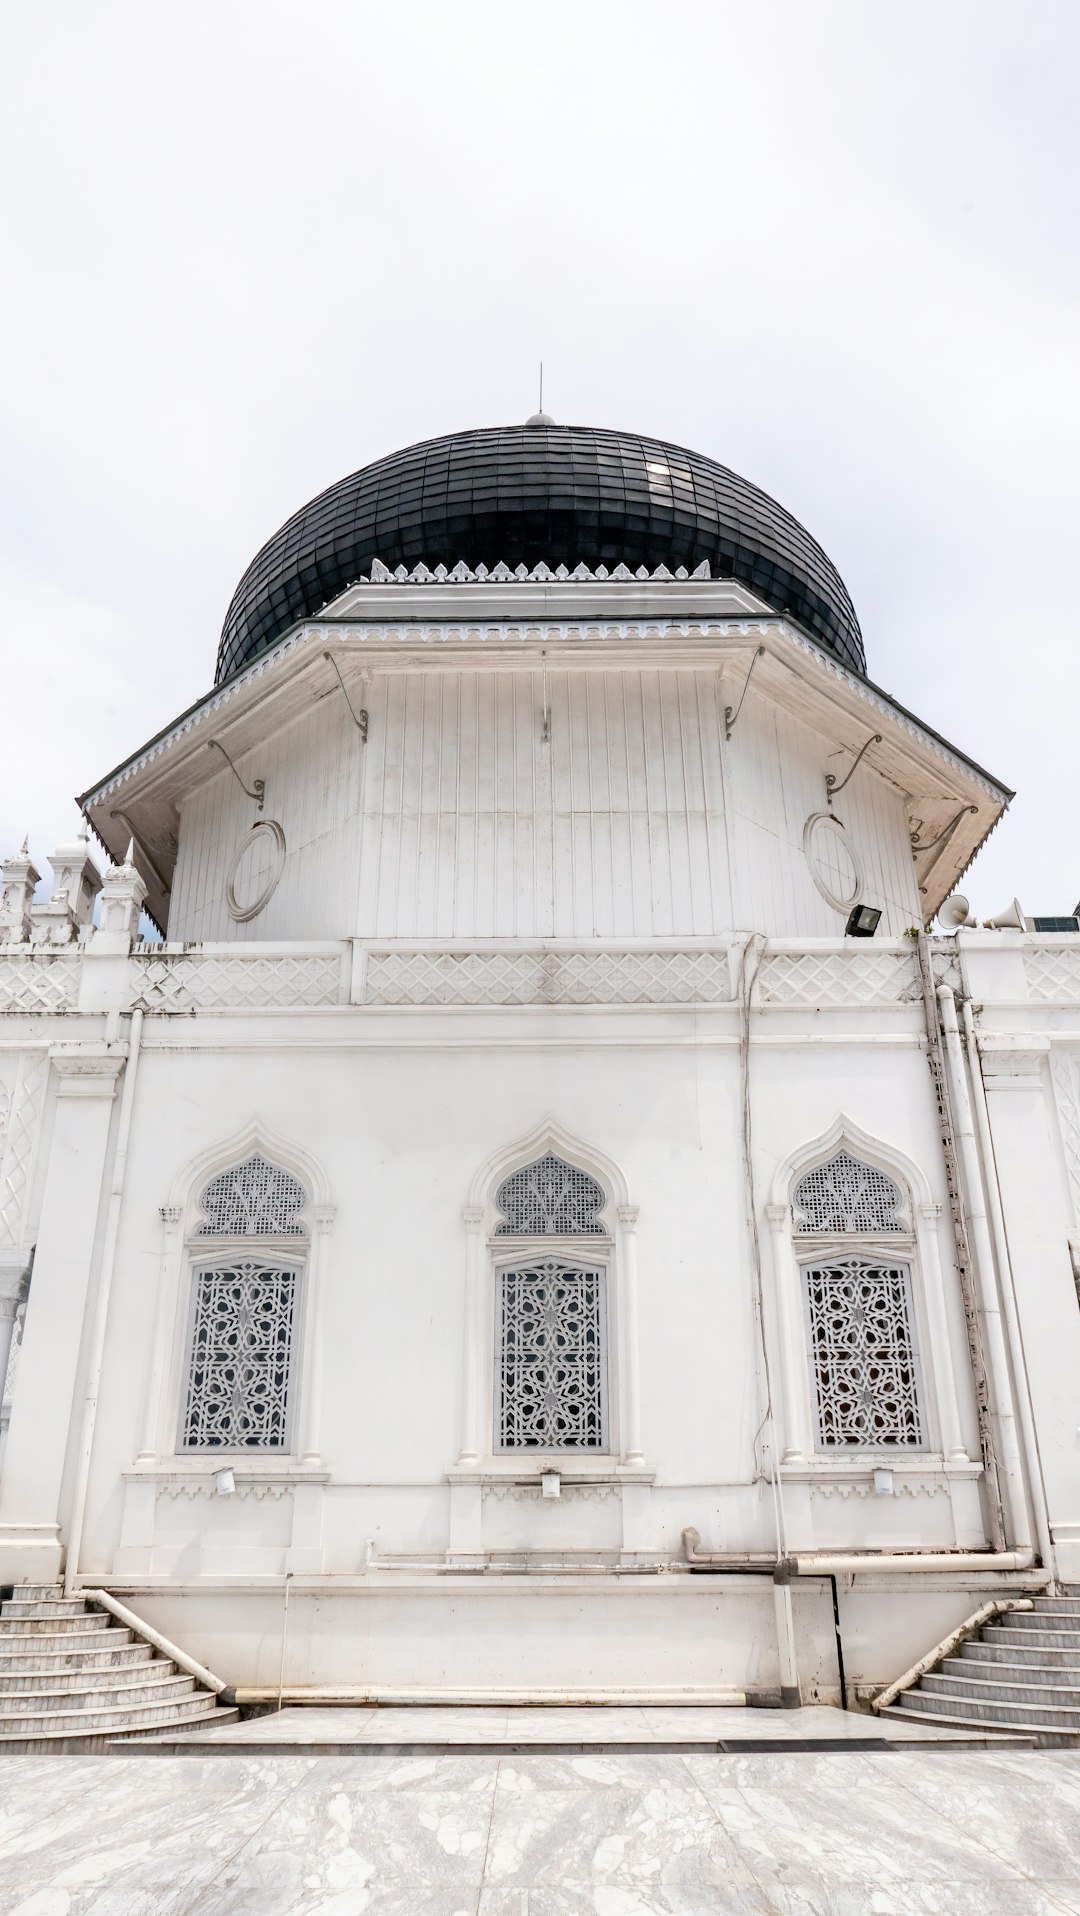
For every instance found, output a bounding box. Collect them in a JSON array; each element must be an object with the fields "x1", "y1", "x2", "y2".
[{"x1": 79, "y1": 611, "x2": 1009, "y2": 811}]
